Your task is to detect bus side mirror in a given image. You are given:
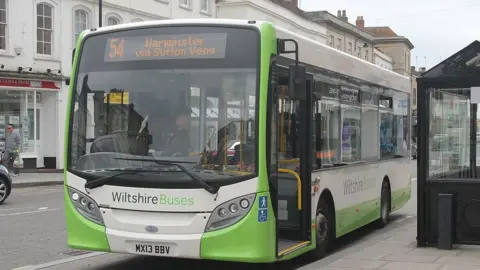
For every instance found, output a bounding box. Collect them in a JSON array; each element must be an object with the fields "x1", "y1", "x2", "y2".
[
  {"x1": 288, "y1": 63, "x2": 306, "y2": 100},
  {"x1": 147, "y1": 135, "x2": 152, "y2": 145}
]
